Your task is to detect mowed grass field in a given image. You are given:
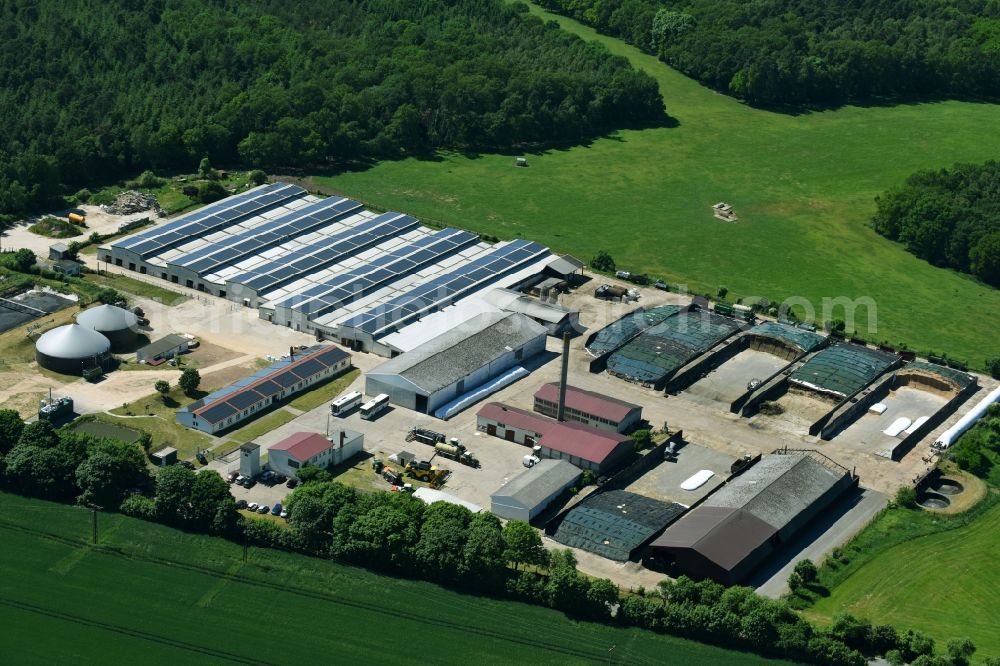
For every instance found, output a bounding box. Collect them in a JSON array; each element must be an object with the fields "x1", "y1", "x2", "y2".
[
  {"x1": 0, "y1": 493, "x2": 798, "y2": 666},
  {"x1": 808, "y1": 496, "x2": 1000, "y2": 659},
  {"x1": 318, "y1": 2, "x2": 1000, "y2": 367}
]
